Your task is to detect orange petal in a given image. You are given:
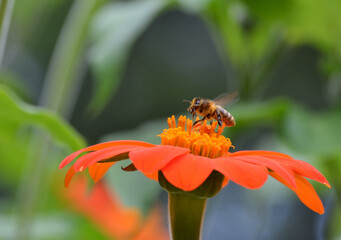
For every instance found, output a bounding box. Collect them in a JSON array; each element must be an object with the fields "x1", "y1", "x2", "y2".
[
  {"x1": 74, "y1": 145, "x2": 145, "y2": 171},
  {"x1": 90, "y1": 183, "x2": 141, "y2": 239},
  {"x1": 133, "y1": 205, "x2": 170, "y2": 240},
  {"x1": 59, "y1": 140, "x2": 155, "y2": 169},
  {"x1": 88, "y1": 162, "x2": 116, "y2": 183},
  {"x1": 270, "y1": 172, "x2": 324, "y2": 214},
  {"x1": 129, "y1": 145, "x2": 190, "y2": 174},
  {"x1": 62, "y1": 177, "x2": 142, "y2": 239},
  {"x1": 214, "y1": 157, "x2": 268, "y2": 189},
  {"x1": 268, "y1": 156, "x2": 330, "y2": 187},
  {"x1": 64, "y1": 165, "x2": 76, "y2": 187},
  {"x1": 230, "y1": 150, "x2": 293, "y2": 159},
  {"x1": 161, "y1": 154, "x2": 214, "y2": 191},
  {"x1": 145, "y1": 171, "x2": 159, "y2": 181},
  {"x1": 232, "y1": 155, "x2": 296, "y2": 188}
]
